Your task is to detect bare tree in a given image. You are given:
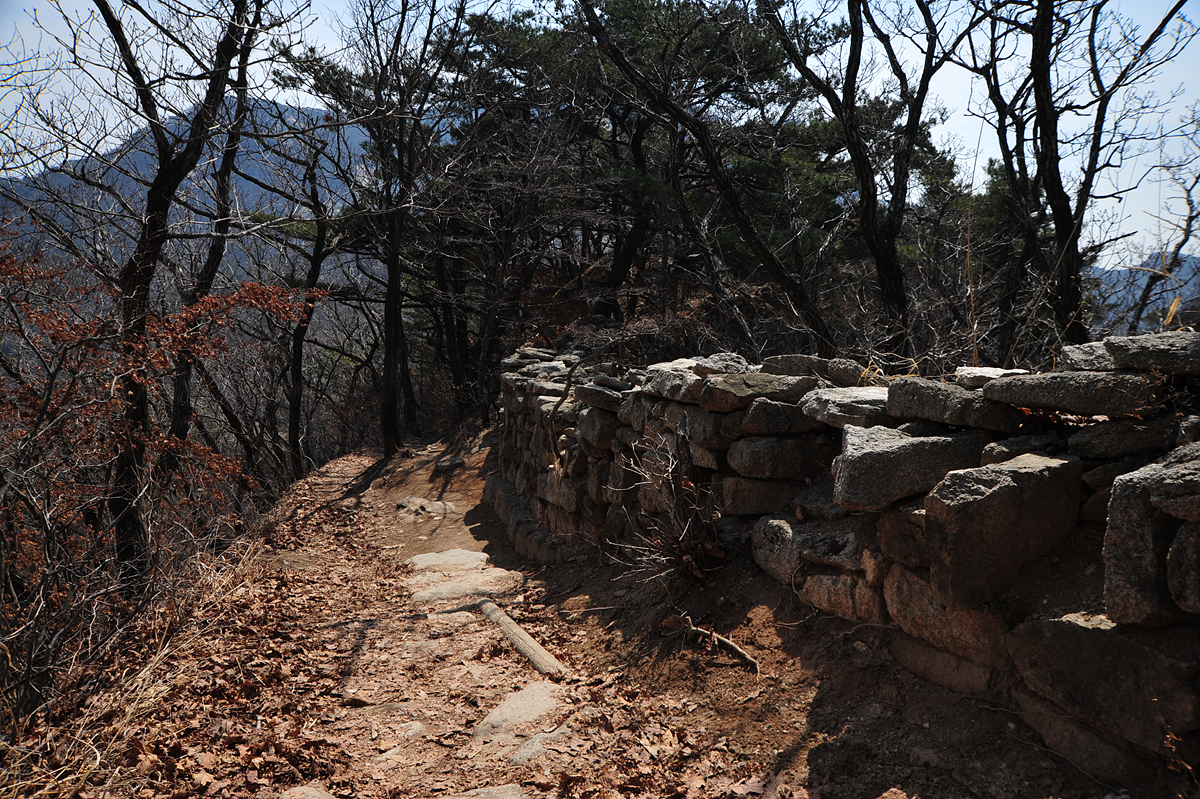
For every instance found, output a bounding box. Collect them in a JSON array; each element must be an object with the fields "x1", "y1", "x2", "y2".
[{"x1": 957, "y1": 0, "x2": 1196, "y2": 349}]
